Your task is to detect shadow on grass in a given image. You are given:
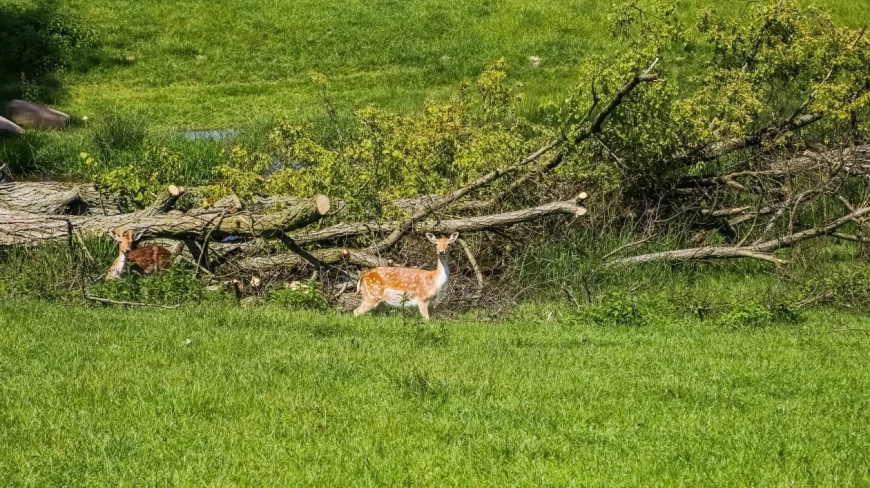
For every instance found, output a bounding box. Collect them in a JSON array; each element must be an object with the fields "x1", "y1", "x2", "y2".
[{"x1": 0, "y1": 1, "x2": 101, "y2": 106}]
